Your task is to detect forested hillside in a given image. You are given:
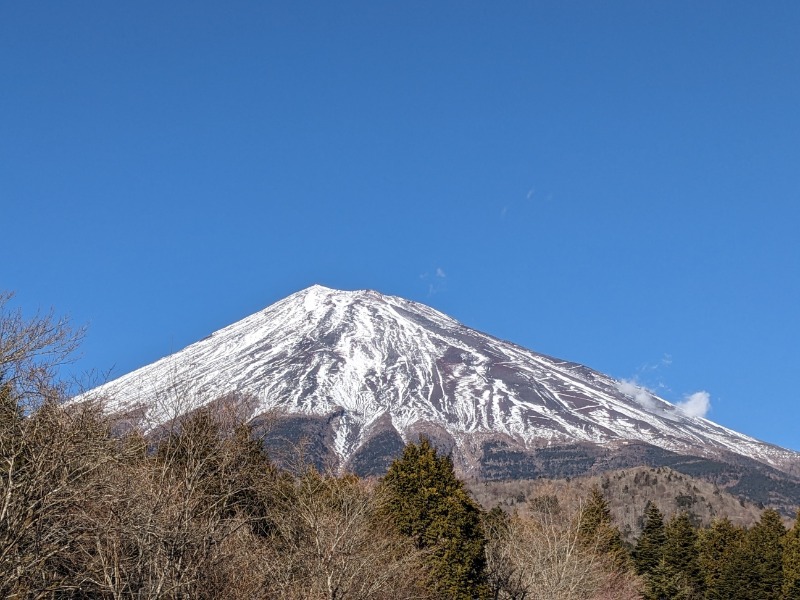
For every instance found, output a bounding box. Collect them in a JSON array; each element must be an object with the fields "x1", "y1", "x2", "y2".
[{"x1": 469, "y1": 466, "x2": 769, "y2": 542}]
